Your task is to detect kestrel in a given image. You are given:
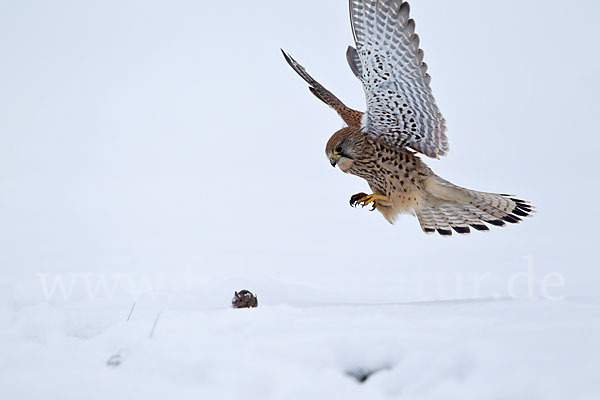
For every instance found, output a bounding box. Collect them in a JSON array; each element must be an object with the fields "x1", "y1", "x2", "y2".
[{"x1": 282, "y1": 0, "x2": 534, "y2": 236}]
